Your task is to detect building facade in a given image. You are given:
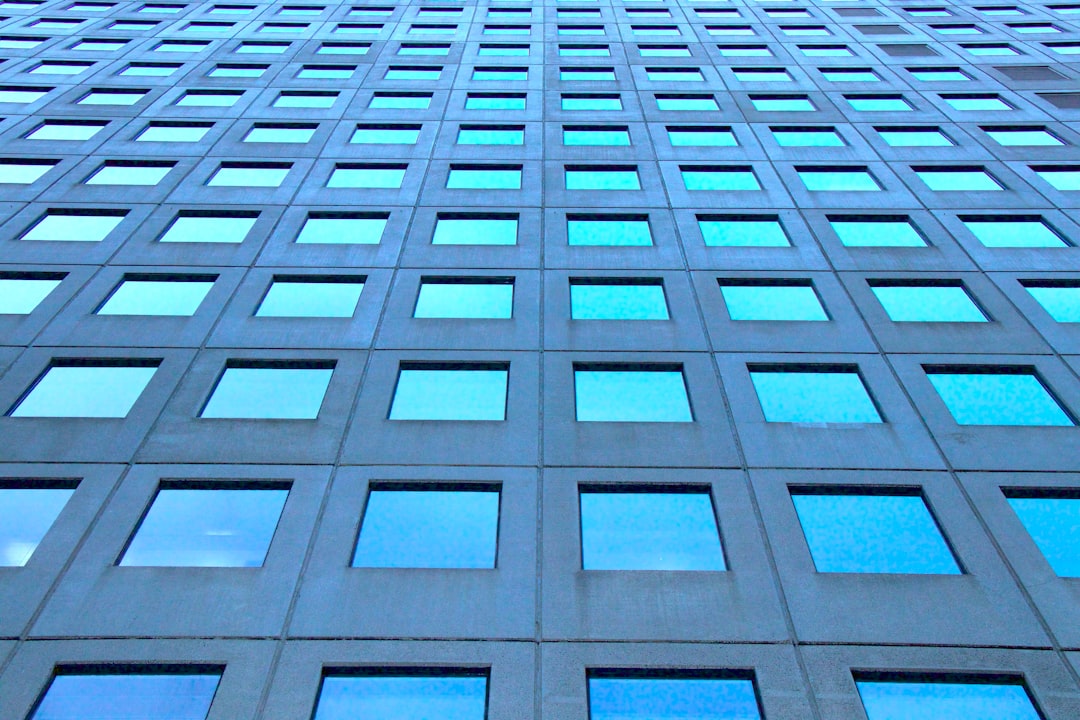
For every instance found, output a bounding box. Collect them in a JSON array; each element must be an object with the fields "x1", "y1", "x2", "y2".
[{"x1": 1, "y1": 0, "x2": 1080, "y2": 717}]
